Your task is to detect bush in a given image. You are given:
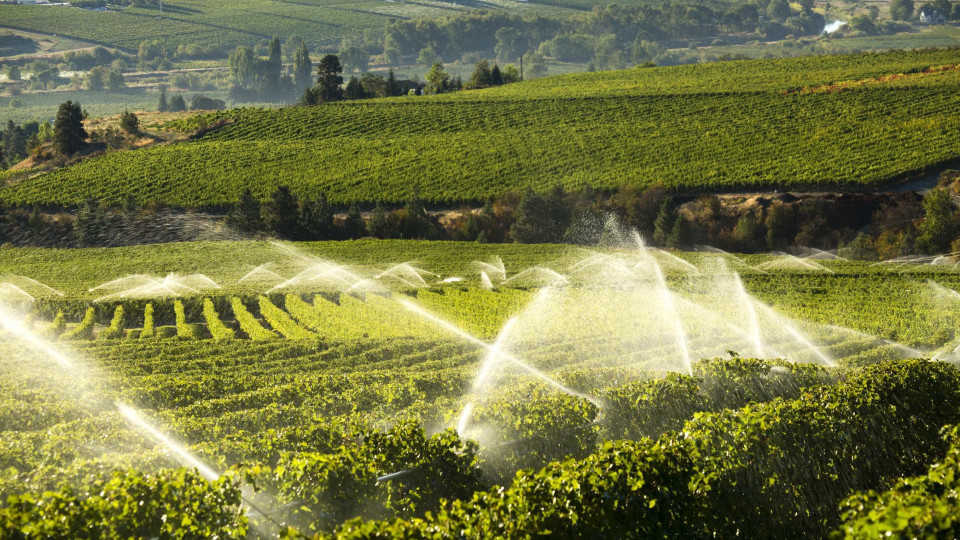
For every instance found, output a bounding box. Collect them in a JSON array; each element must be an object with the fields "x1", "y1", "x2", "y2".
[
  {"x1": 60, "y1": 307, "x2": 95, "y2": 341},
  {"x1": 203, "y1": 298, "x2": 236, "y2": 340},
  {"x1": 140, "y1": 303, "x2": 155, "y2": 338},
  {"x1": 97, "y1": 305, "x2": 124, "y2": 340},
  {"x1": 0, "y1": 469, "x2": 247, "y2": 539},
  {"x1": 837, "y1": 425, "x2": 960, "y2": 538}
]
